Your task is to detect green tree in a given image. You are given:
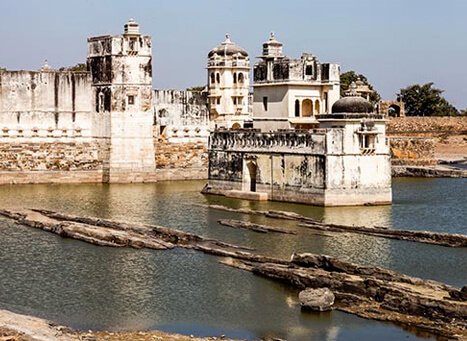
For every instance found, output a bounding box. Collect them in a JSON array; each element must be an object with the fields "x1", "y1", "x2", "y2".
[
  {"x1": 397, "y1": 83, "x2": 458, "y2": 116},
  {"x1": 460, "y1": 109, "x2": 467, "y2": 116},
  {"x1": 340, "y1": 70, "x2": 381, "y2": 105},
  {"x1": 0, "y1": 67, "x2": 6, "y2": 72},
  {"x1": 58, "y1": 63, "x2": 87, "y2": 72}
]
